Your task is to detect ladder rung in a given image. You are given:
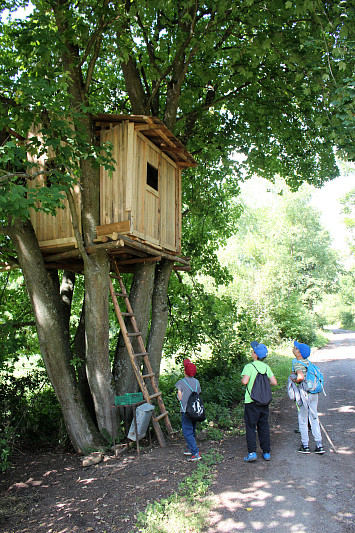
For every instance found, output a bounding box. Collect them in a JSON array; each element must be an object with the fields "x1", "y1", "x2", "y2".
[
  {"x1": 149, "y1": 392, "x2": 162, "y2": 400},
  {"x1": 155, "y1": 411, "x2": 169, "y2": 422},
  {"x1": 142, "y1": 372, "x2": 155, "y2": 379},
  {"x1": 127, "y1": 332, "x2": 142, "y2": 337},
  {"x1": 121, "y1": 312, "x2": 134, "y2": 317},
  {"x1": 133, "y1": 352, "x2": 149, "y2": 357},
  {"x1": 115, "y1": 292, "x2": 128, "y2": 298}
]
